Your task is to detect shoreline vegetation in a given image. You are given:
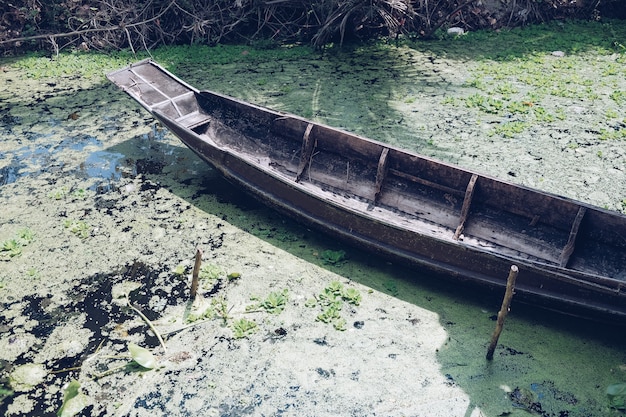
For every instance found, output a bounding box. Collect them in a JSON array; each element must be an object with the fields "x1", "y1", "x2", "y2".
[{"x1": 1, "y1": 0, "x2": 625, "y2": 56}]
